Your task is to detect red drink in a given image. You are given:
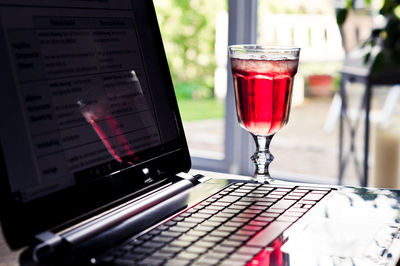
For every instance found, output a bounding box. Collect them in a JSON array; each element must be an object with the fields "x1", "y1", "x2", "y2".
[{"x1": 231, "y1": 57, "x2": 299, "y2": 136}]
